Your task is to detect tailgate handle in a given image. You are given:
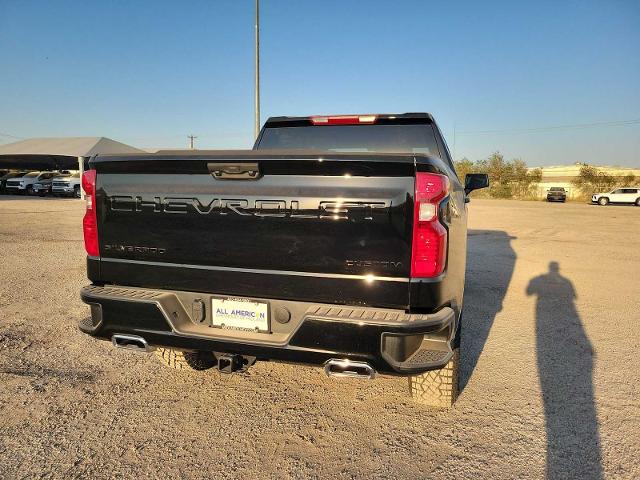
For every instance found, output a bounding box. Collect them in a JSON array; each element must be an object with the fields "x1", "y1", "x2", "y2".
[{"x1": 207, "y1": 162, "x2": 261, "y2": 180}]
